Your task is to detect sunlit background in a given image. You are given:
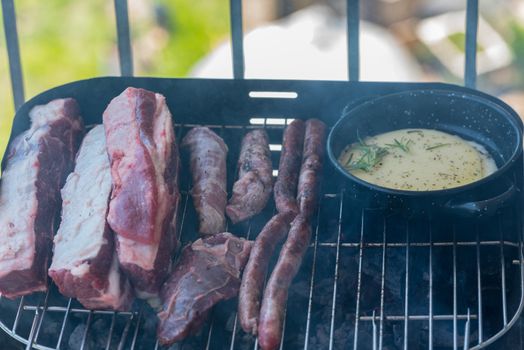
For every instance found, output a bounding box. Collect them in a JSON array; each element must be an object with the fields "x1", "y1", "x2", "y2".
[{"x1": 2, "y1": 0, "x2": 524, "y2": 163}]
